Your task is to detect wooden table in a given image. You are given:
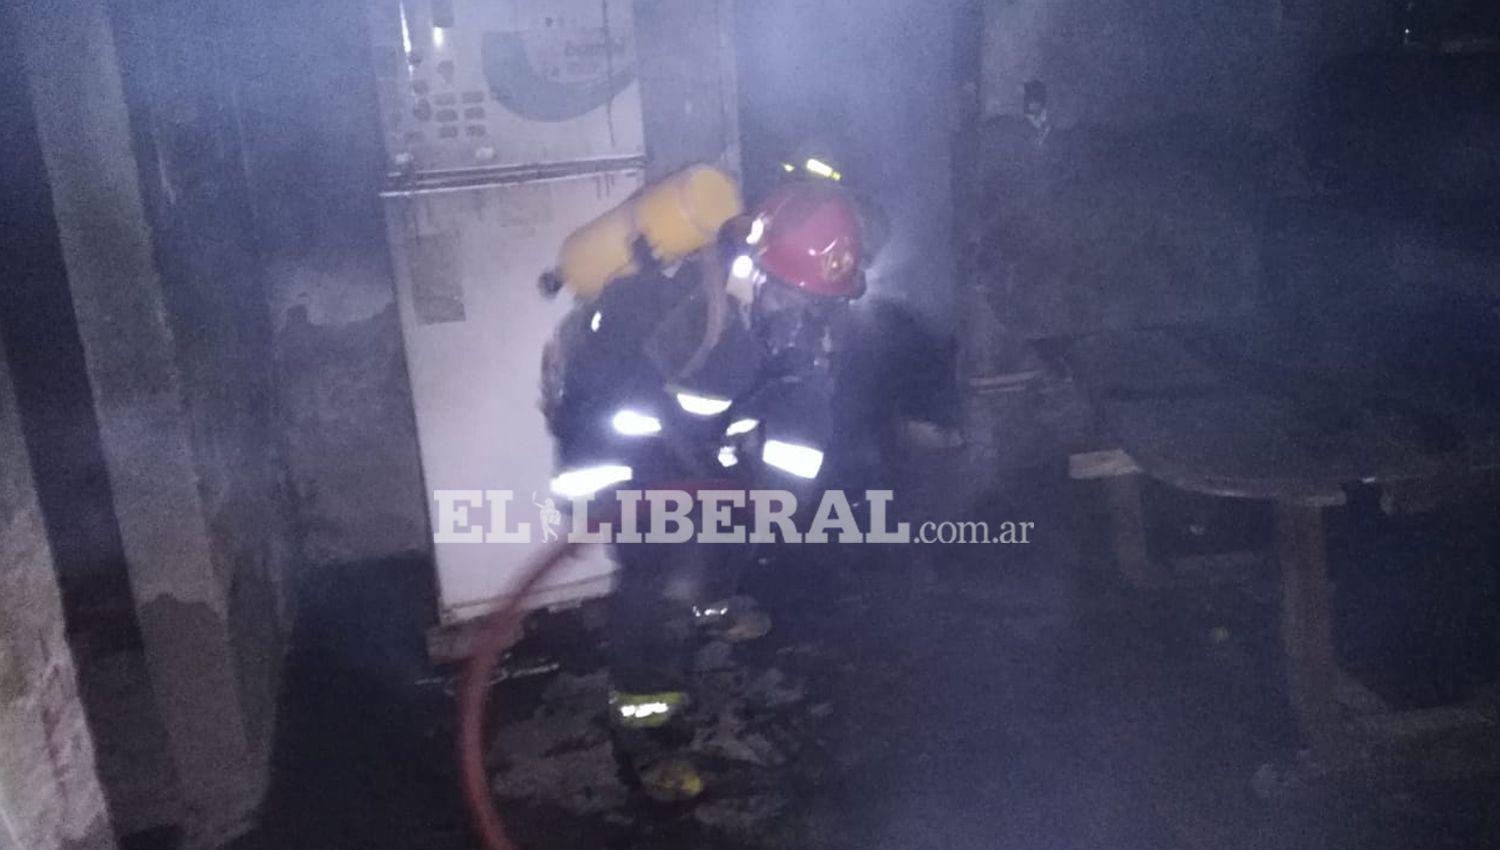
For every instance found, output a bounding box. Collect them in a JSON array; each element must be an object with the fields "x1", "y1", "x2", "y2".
[{"x1": 1064, "y1": 305, "x2": 1500, "y2": 745}]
